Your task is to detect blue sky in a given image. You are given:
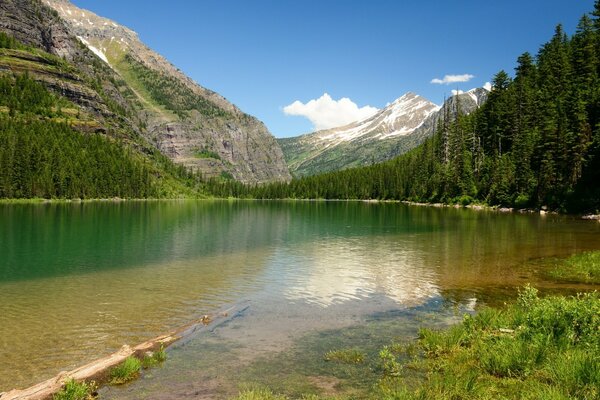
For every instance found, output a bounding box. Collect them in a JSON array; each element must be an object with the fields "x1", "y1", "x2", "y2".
[{"x1": 72, "y1": 0, "x2": 594, "y2": 138}]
